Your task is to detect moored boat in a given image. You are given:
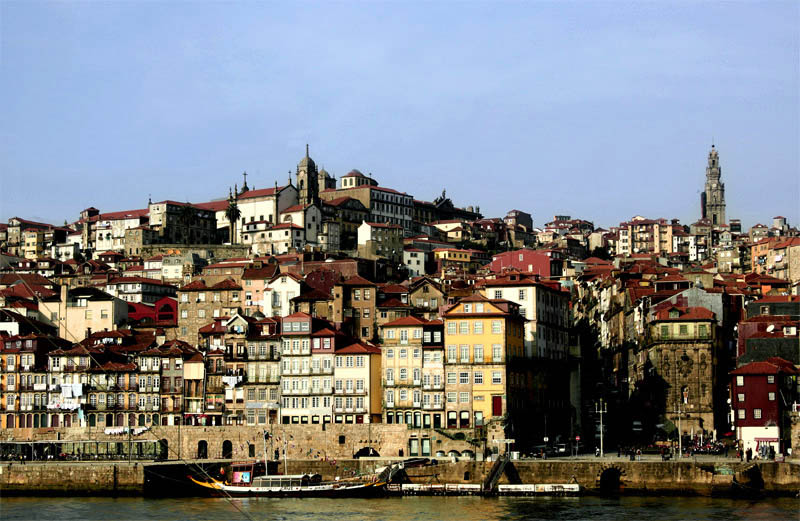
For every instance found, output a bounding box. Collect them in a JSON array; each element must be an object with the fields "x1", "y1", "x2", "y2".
[{"x1": 189, "y1": 460, "x2": 387, "y2": 498}]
